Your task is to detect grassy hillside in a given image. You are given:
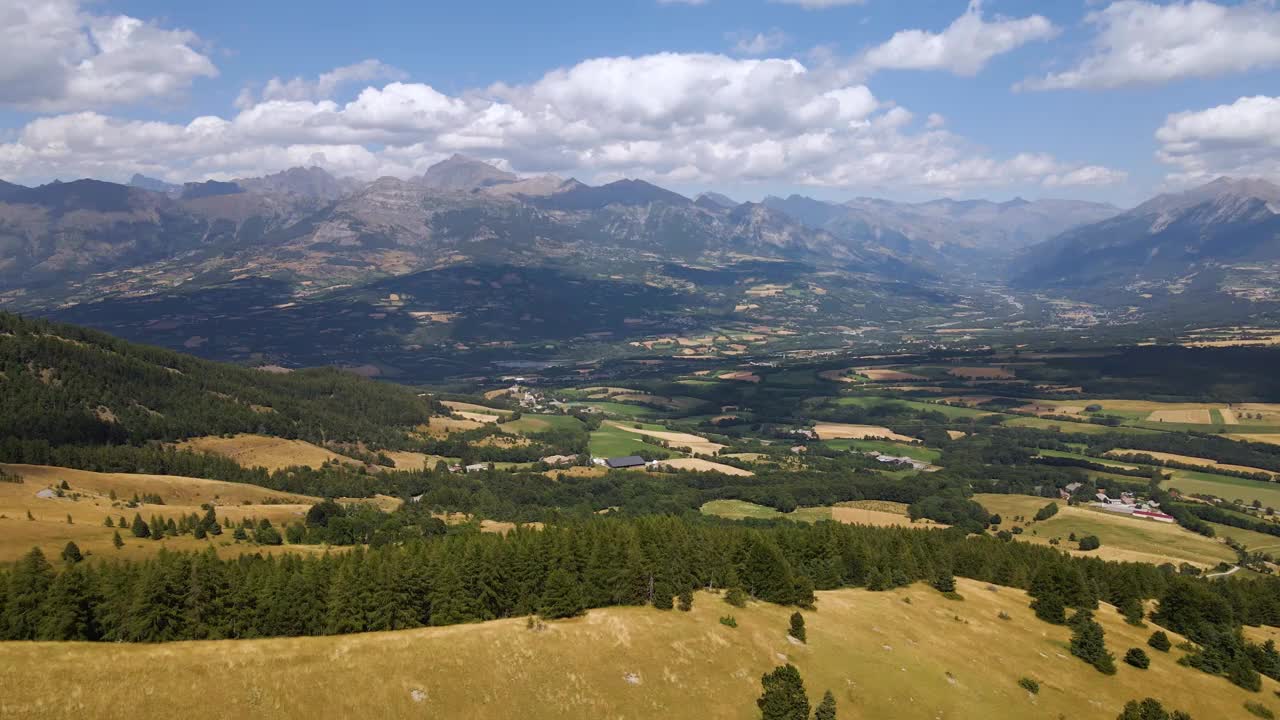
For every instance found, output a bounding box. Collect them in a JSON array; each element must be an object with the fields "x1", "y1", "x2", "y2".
[
  {"x1": 978, "y1": 494, "x2": 1236, "y2": 568},
  {"x1": 0, "y1": 312, "x2": 435, "y2": 448},
  {"x1": 2, "y1": 580, "x2": 1273, "y2": 719}
]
